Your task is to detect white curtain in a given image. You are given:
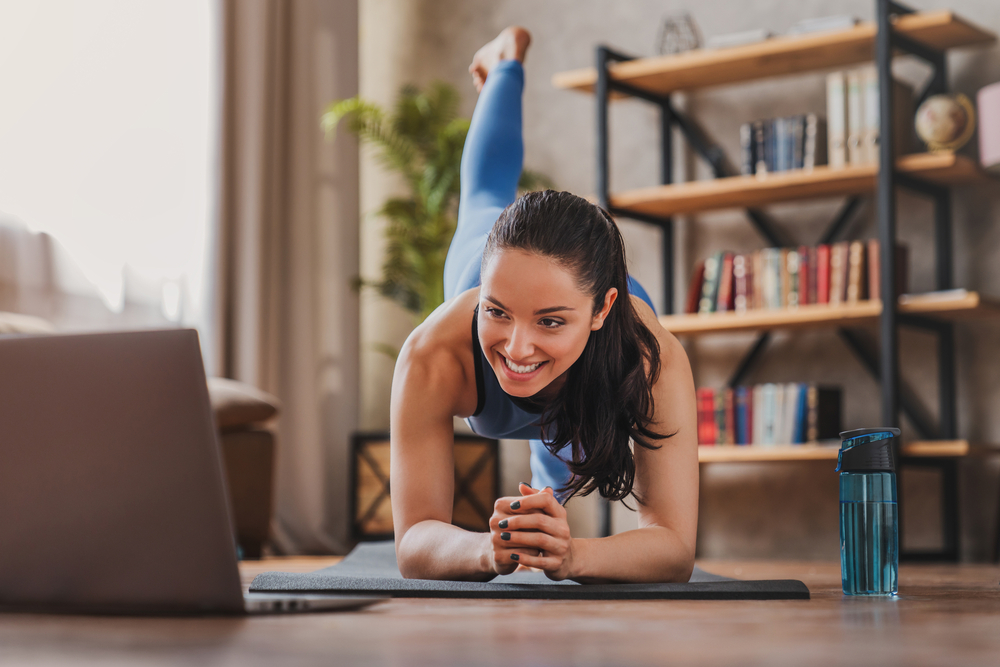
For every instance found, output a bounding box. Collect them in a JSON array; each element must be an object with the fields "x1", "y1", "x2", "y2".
[{"x1": 213, "y1": 0, "x2": 360, "y2": 553}]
